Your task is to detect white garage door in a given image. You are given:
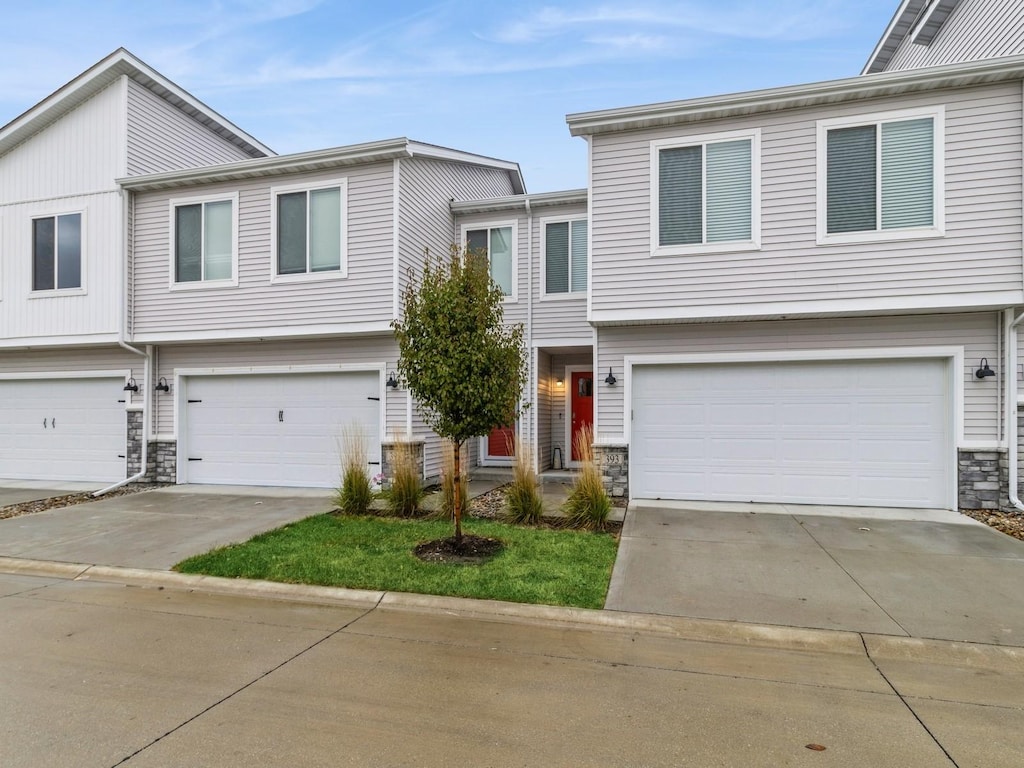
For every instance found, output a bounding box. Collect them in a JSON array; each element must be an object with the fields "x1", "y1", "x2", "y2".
[
  {"x1": 631, "y1": 358, "x2": 952, "y2": 508},
  {"x1": 0, "y1": 377, "x2": 127, "y2": 483},
  {"x1": 182, "y1": 371, "x2": 381, "y2": 488}
]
